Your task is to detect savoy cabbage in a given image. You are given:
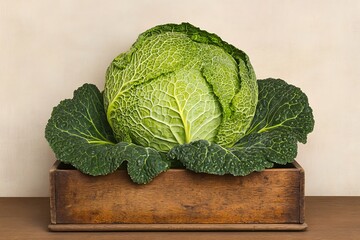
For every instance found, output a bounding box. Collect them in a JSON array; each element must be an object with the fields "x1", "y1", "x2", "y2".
[{"x1": 45, "y1": 23, "x2": 314, "y2": 184}]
